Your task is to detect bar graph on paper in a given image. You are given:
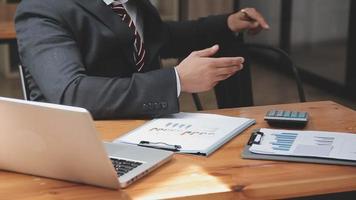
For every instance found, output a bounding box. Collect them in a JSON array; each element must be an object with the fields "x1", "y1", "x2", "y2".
[
  {"x1": 147, "y1": 122, "x2": 218, "y2": 136},
  {"x1": 115, "y1": 112, "x2": 255, "y2": 153},
  {"x1": 270, "y1": 132, "x2": 298, "y2": 151},
  {"x1": 249, "y1": 128, "x2": 356, "y2": 161}
]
